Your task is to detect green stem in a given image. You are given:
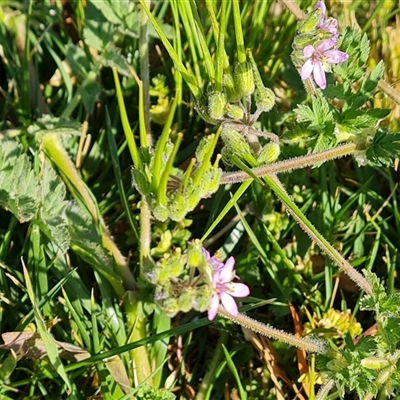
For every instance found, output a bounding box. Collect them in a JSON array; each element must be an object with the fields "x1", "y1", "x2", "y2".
[
  {"x1": 41, "y1": 133, "x2": 136, "y2": 292},
  {"x1": 266, "y1": 174, "x2": 373, "y2": 295},
  {"x1": 113, "y1": 68, "x2": 143, "y2": 170},
  {"x1": 215, "y1": 0, "x2": 227, "y2": 92},
  {"x1": 124, "y1": 292, "x2": 153, "y2": 386},
  {"x1": 140, "y1": 0, "x2": 152, "y2": 147},
  {"x1": 232, "y1": 0, "x2": 246, "y2": 64},
  {"x1": 220, "y1": 142, "x2": 362, "y2": 184}
]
